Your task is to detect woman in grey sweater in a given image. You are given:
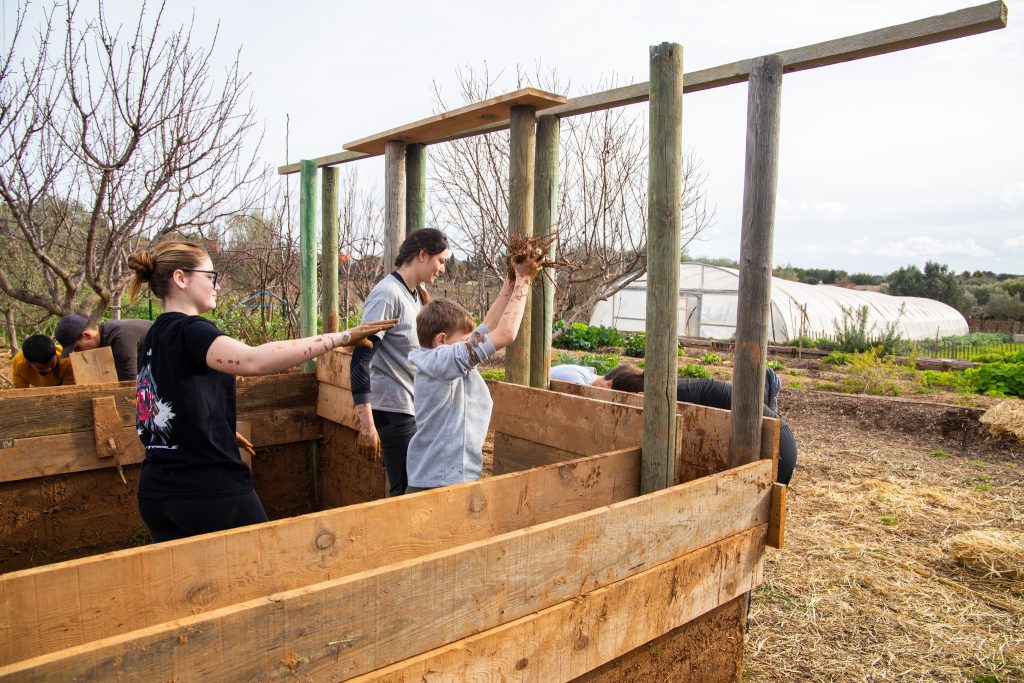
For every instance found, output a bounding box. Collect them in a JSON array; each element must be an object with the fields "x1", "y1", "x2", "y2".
[{"x1": 350, "y1": 228, "x2": 449, "y2": 496}]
